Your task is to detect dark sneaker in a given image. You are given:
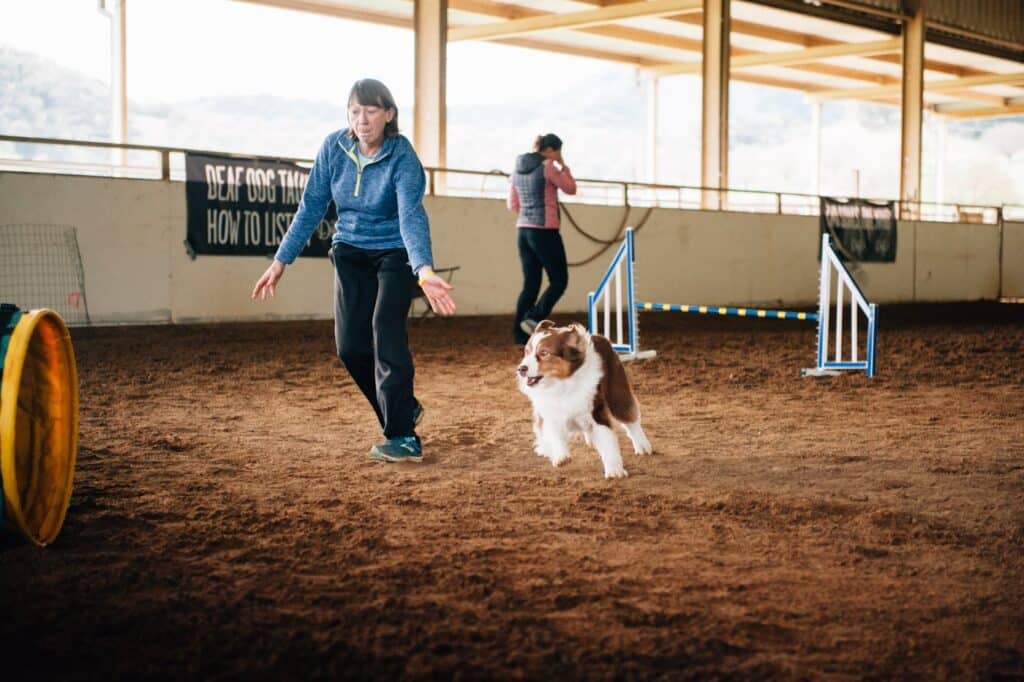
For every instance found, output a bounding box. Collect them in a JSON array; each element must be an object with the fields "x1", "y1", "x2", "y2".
[
  {"x1": 369, "y1": 436, "x2": 423, "y2": 463},
  {"x1": 519, "y1": 318, "x2": 538, "y2": 335},
  {"x1": 413, "y1": 402, "x2": 424, "y2": 427}
]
